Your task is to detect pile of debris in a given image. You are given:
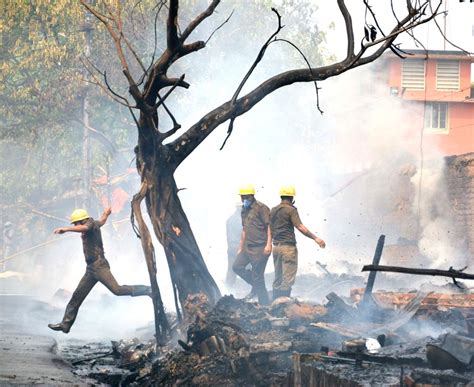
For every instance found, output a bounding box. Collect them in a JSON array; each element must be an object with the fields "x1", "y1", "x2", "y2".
[{"x1": 61, "y1": 289, "x2": 474, "y2": 386}]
